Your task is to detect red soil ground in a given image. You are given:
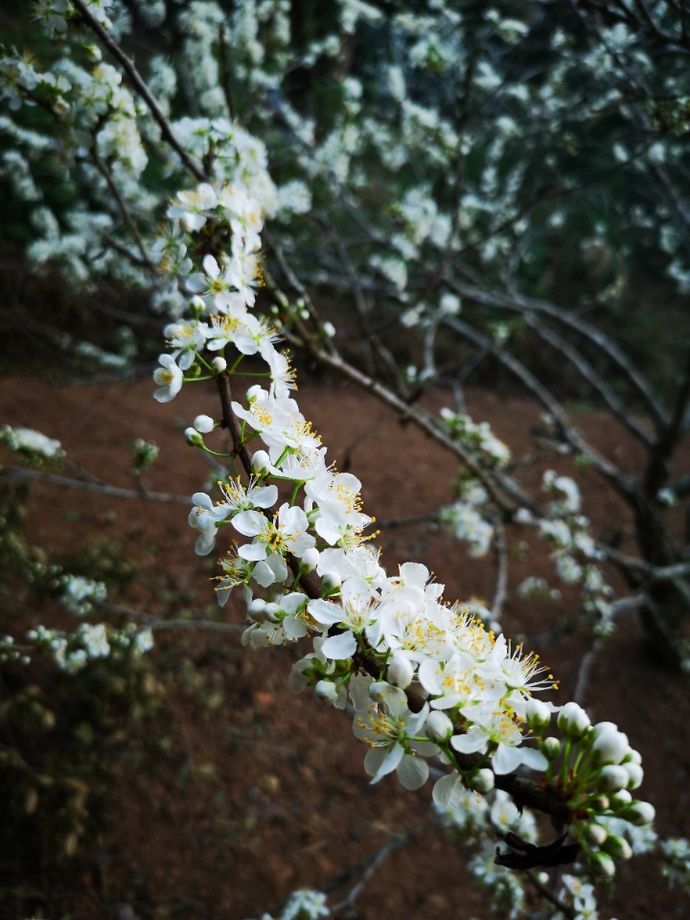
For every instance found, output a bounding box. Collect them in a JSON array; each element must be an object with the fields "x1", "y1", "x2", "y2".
[{"x1": 0, "y1": 371, "x2": 688, "y2": 919}]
